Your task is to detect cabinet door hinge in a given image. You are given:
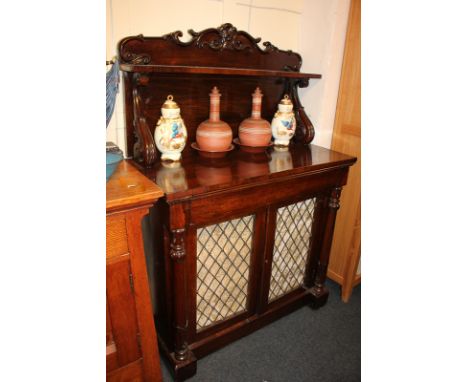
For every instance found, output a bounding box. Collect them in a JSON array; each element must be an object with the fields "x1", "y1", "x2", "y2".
[{"x1": 129, "y1": 273, "x2": 134, "y2": 293}]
